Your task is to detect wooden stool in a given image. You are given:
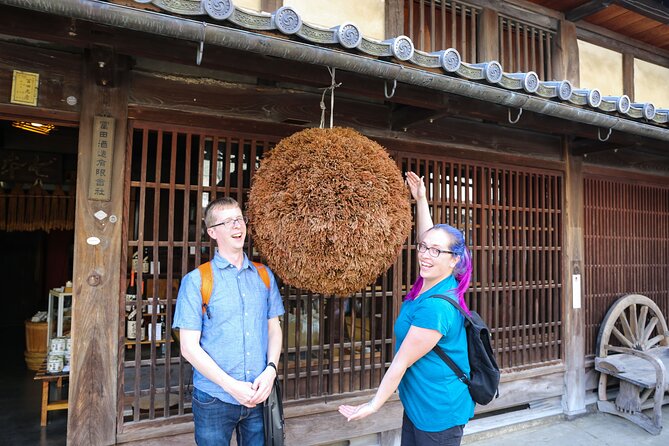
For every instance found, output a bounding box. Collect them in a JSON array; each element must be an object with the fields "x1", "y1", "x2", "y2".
[{"x1": 34, "y1": 362, "x2": 69, "y2": 426}]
